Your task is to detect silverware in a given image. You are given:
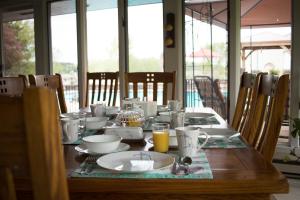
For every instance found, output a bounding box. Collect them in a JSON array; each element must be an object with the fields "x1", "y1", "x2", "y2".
[
  {"x1": 172, "y1": 156, "x2": 193, "y2": 175},
  {"x1": 80, "y1": 156, "x2": 98, "y2": 175}
]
